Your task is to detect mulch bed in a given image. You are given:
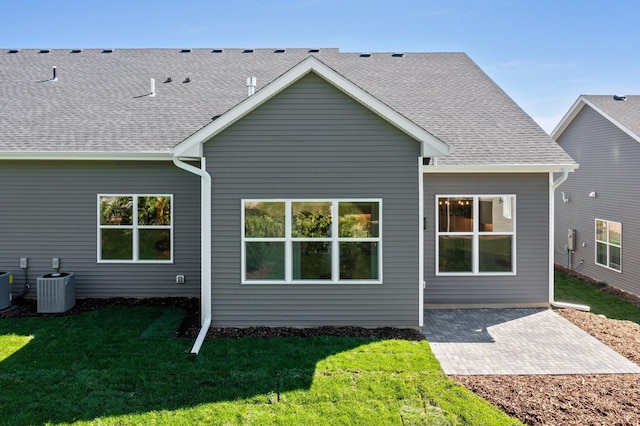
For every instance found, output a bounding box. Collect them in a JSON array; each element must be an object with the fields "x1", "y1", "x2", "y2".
[
  {"x1": 0, "y1": 296, "x2": 424, "y2": 341},
  {"x1": 3, "y1": 271, "x2": 640, "y2": 425}
]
